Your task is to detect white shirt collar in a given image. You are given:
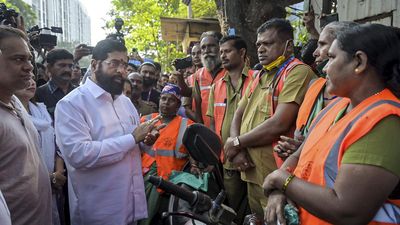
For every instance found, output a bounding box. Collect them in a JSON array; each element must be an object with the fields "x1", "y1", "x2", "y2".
[{"x1": 85, "y1": 77, "x2": 121, "y2": 100}]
